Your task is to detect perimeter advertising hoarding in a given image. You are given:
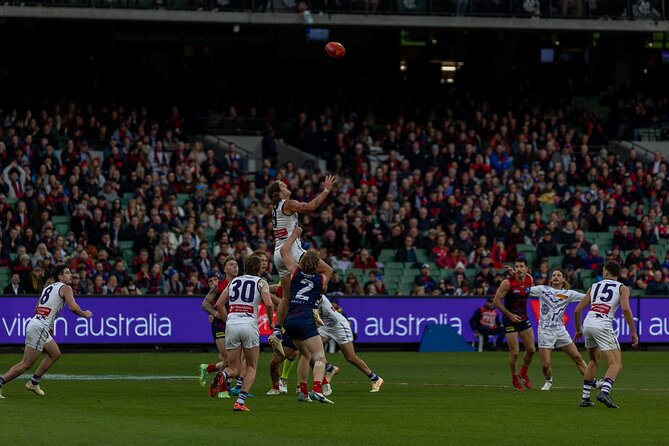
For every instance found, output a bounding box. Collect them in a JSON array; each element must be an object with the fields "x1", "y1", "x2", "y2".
[{"x1": 0, "y1": 296, "x2": 667, "y2": 344}]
